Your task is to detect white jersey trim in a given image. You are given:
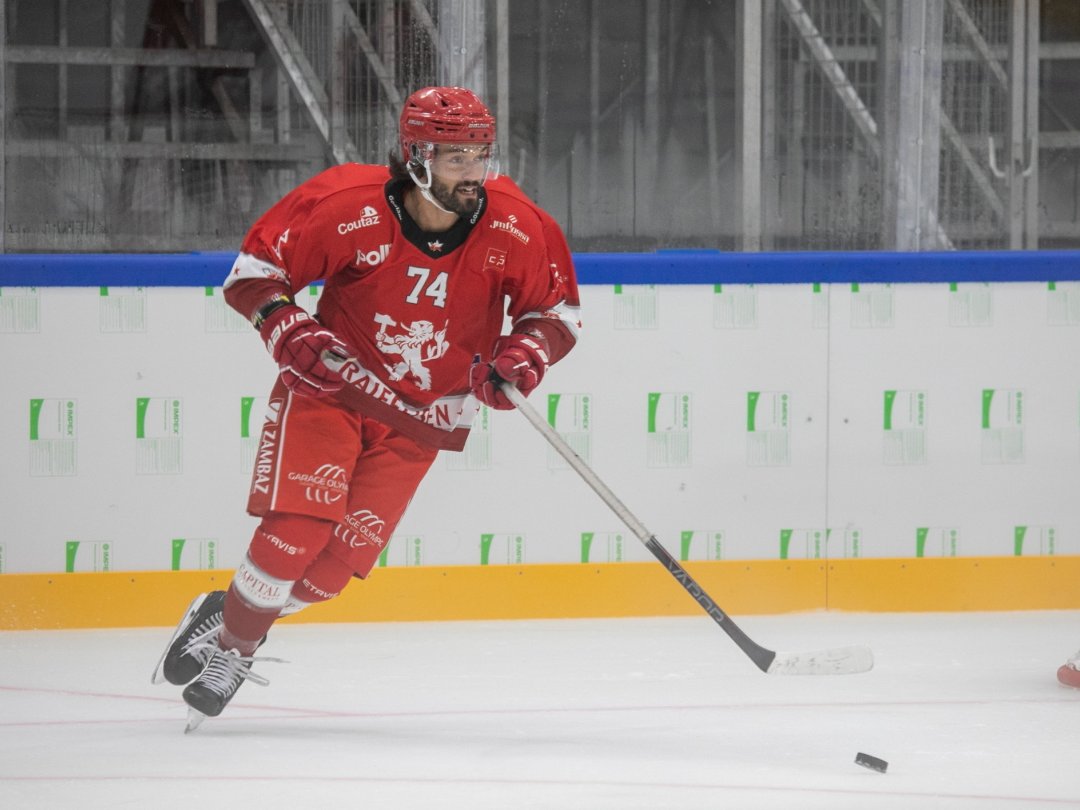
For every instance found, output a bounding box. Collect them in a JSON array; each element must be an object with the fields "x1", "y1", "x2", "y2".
[
  {"x1": 225, "y1": 252, "x2": 291, "y2": 290},
  {"x1": 515, "y1": 301, "x2": 582, "y2": 342}
]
